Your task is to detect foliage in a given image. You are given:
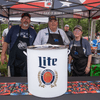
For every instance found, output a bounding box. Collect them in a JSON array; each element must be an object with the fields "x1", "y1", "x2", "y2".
[
  {"x1": 96, "y1": 20, "x2": 100, "y2": 33},
  {"x1": 0, "y1": 62, "x2": 8, "y2": 76},
  {"x1": 62, "y1": 18, "x2": 89, "y2": 36},
  {"x1": 1, "y1": 24, "x2": 8, "y2": 34},
  {"x1": 0, "y1": 24, "x2": 8, "y2": 38},
  {"x1": 34, "y1": 23, "x2": 48, "y2": 33}
]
